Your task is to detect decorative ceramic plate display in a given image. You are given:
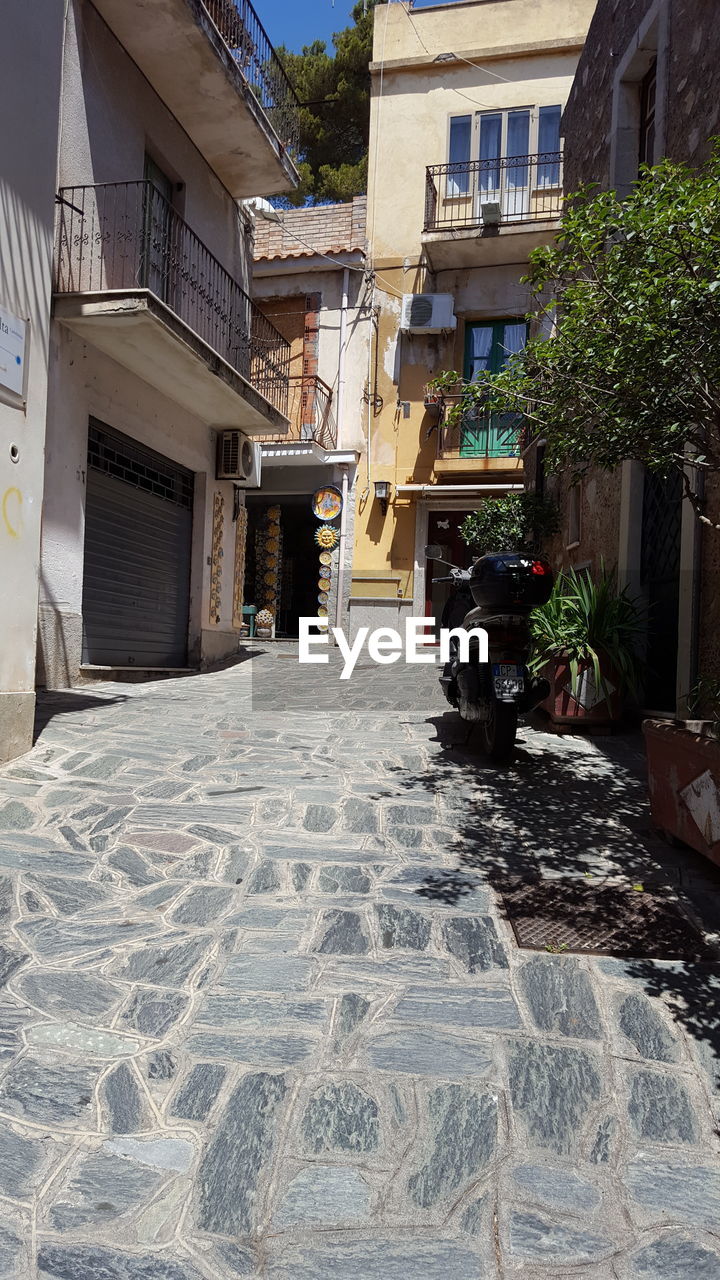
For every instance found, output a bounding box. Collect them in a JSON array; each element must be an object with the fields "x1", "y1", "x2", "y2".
[
  {"x1": 312, "y1": 486, "x2": 343, "y2": 522},
  {"x1": 317, "y1": 605, "x2": 328, "y2": 617},
  {"x1": 319, "y1": 551, "x2": 333, "y2": 567},
  {"x1": 315, "y1": 525, "x2": 339, "y2": 550},
  {"x1": 318, "y1": 577, "x2": 331, "y2": 593},
  {"x1": 317, "y1": 591, "x2": 329, "y2": 605}
]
